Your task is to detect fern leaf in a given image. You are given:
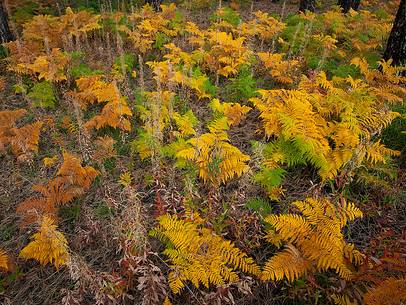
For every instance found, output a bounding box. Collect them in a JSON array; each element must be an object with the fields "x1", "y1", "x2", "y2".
[
  {"x1": 364, "y1": 277, "x2": 406, "y2": 305},
  {"x1": 0, "y1": 250, "x2": 9, "y2": 271},
  {"x1": 19, "y1": 216, "x2": 70, "y2": 268},
  {"x1": 262, "y1": 244, "x2": 310, "y2": 281}
]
